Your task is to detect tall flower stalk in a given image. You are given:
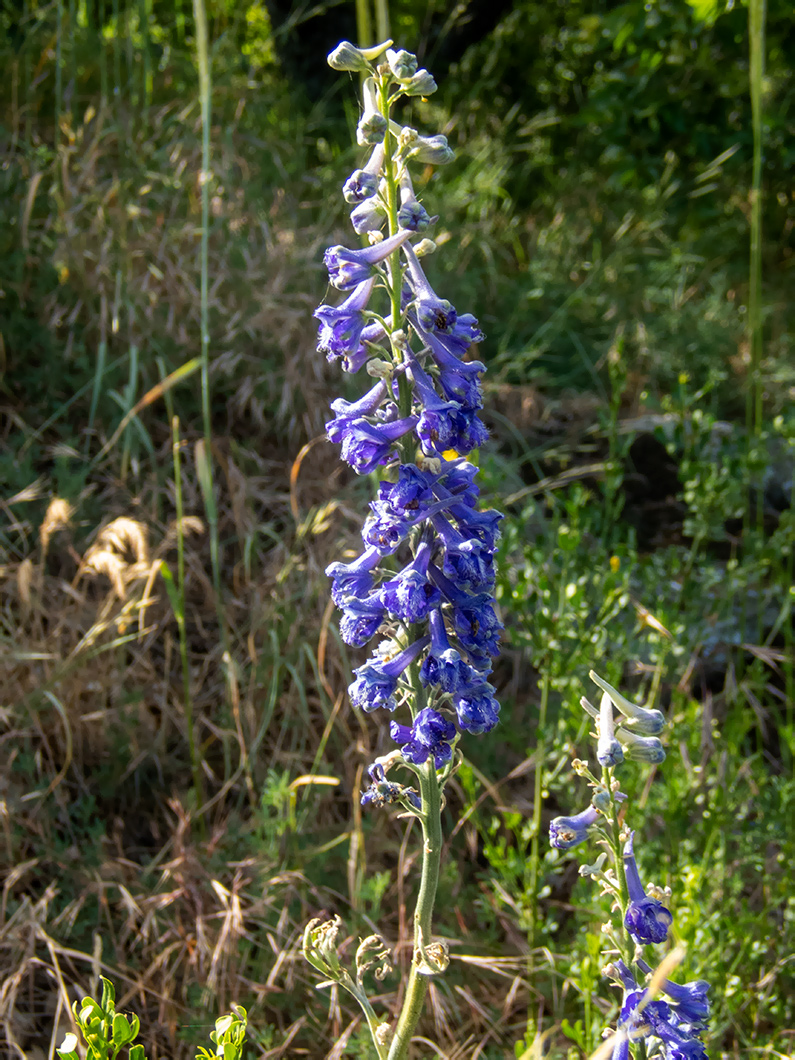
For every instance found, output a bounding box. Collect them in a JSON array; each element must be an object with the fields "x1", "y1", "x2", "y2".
[{"x1": 302, "y1": 41, "x2": 502, "y2": 1059}]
